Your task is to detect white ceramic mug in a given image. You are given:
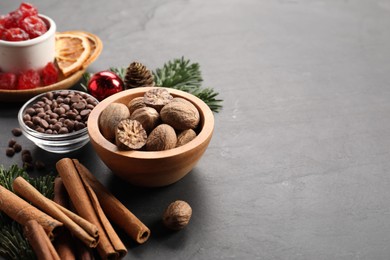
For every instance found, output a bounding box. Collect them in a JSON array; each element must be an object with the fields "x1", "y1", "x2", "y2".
[{"x1": 0, "y1": 15, "x2": 56, "y2": 73}]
